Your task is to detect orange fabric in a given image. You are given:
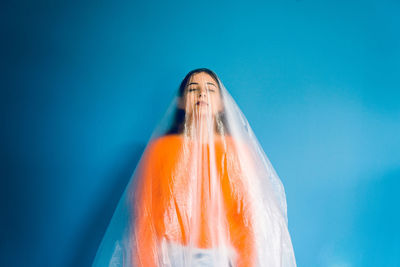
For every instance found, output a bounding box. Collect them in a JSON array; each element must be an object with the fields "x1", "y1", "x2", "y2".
[{"x1": 132, "y1": 134, "x2": 256, "y2": 267}]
